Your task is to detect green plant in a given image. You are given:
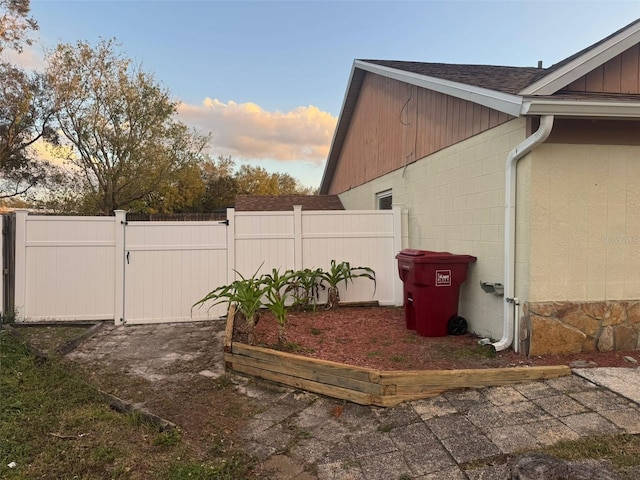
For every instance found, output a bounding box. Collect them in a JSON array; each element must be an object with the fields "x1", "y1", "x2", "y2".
[
  {"x1": 165, "y1": 454, "x2": 254, "y2": 480},
  {"x1": 288, "y1": 268, "x2": 324, "y2": 311},
  {"x1": 389, "y1": 355, "x2": 407, "y2": 363},
  {"x1": 194, "y1": 265, "x2": 268, "y2": 344},
  {"x1": 153, "y1": 428, "x2": 181, "y2": 446},
  {"x1": 318, "y1": 260, "x2": 376, "y2": 309},
  {"x1": 1, "y1": 309, "x2": 17, "y2": 324},
  {"x1": 263, "y1": 268, "x2": 296, "y2": 345}
]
